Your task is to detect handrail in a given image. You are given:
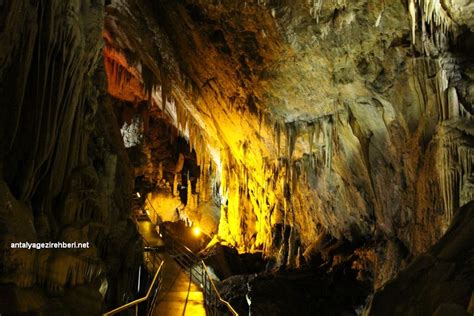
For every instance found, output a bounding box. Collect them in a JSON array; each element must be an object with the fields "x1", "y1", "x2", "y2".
[
  {"x1": 201, "y1": 260, "x2": 239, "y2": 316},
  {"x1": 103, "y1": 261, "x2": 164, "y2": 315},
  {"x1": 145, "y1": 196, "x2": 163, "y2": 224},
  {"x1": 164, "y1": 229, "x2": 239, "y2": 316},
  {"x1": 139, "y1": 194, "x2": 238, "y2": 315}
]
